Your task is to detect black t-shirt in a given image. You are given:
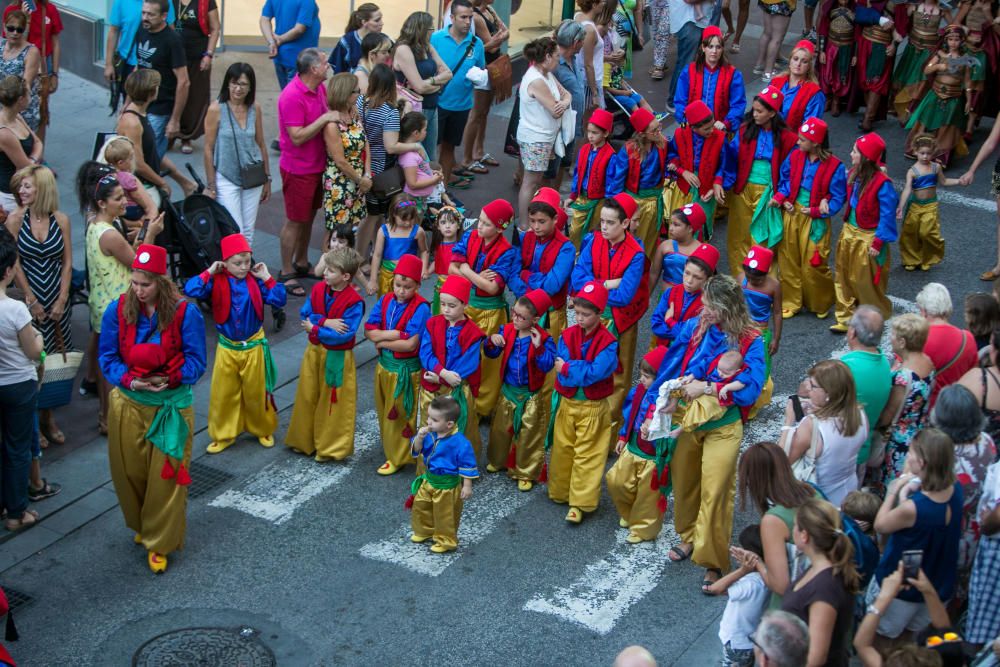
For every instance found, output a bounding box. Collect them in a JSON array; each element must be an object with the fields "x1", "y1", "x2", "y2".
[
  {"x1": 781, "y1": 568, "x2": 855, "y2": 667},
  {"x1": 135, "y1": 25, "x2": 186, "y2": 115},
  {"x1": 172, "y1": 0, "x2": 217, "y2": 63}
]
